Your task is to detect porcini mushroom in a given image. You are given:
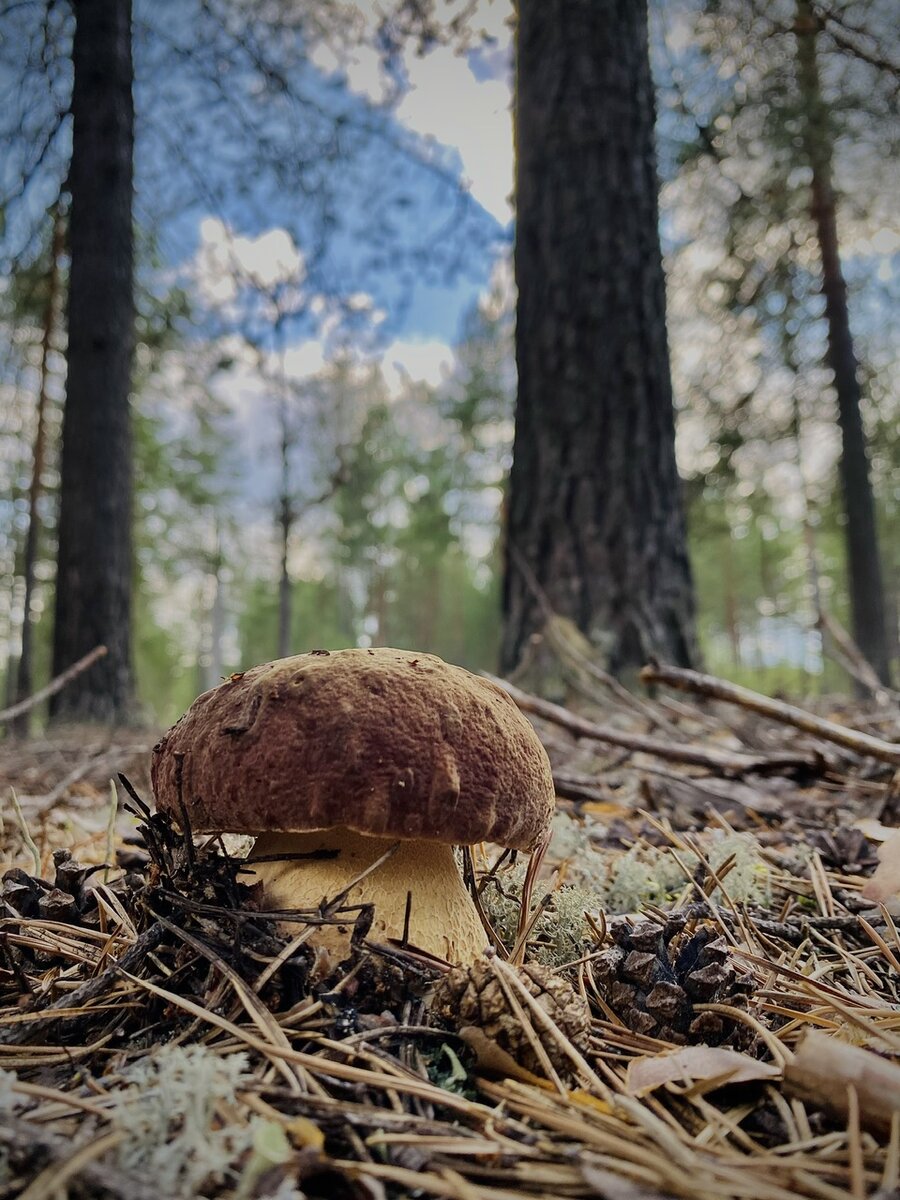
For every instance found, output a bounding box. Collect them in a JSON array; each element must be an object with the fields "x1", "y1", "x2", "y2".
[{"x1": 151, "y1": 648, "x2": 555, "y2": 964}]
